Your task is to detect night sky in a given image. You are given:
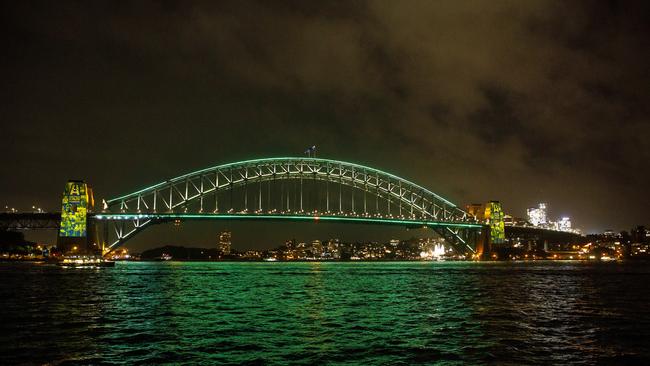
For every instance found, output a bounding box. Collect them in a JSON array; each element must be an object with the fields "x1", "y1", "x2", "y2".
[{"x1": 2, "y1": 1, "x2": 649, "y2": 250}]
